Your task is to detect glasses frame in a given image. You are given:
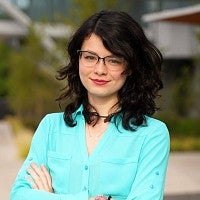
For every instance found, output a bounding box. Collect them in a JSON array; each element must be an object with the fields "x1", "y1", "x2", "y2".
[{"x1": 77, "y1": 50, "x2": 126, "y2": 68}]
